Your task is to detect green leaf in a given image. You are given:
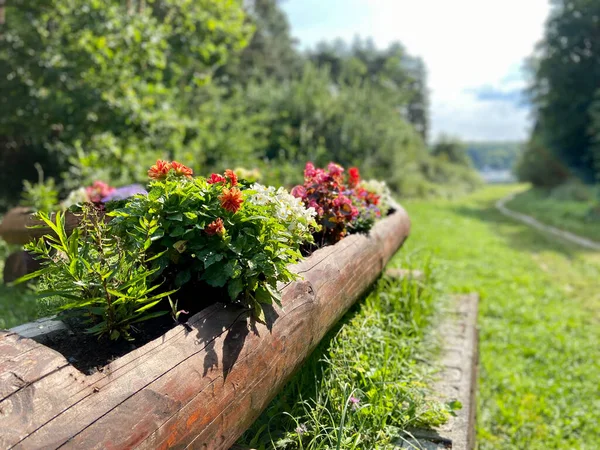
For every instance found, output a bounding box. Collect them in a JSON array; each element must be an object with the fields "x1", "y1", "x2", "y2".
[
  {"x1": 227, "y1": 278, "x2": 244, "y2": 300},
  {"x1": 168, "y1": 213, "x2": 183, "y2": 222},
  {"x1": 170, "y1": 225, "x2": 186, "y2": 237},
  {"x1": 175, "y1": 270, "x2": 191, "y2": 287}
]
